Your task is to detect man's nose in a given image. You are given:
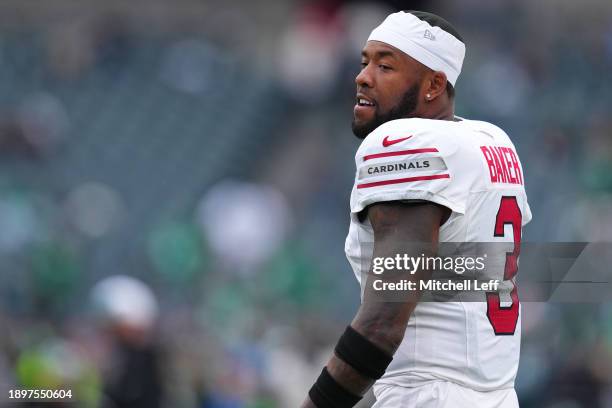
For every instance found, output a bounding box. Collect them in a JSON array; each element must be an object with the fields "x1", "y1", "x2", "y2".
[{"x1": 355, "y1": 65, "x2": 374, "y2": 88}]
